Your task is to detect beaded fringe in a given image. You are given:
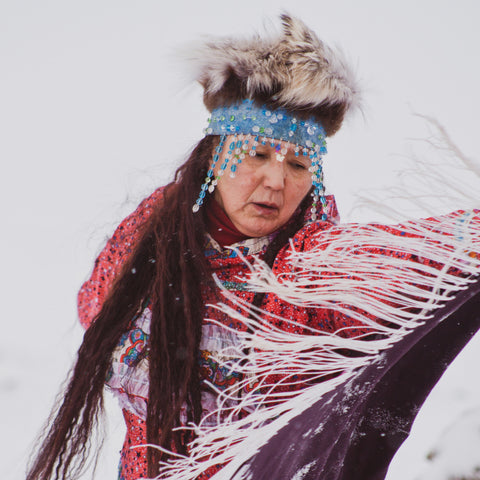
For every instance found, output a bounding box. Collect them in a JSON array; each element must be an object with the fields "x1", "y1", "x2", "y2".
[{"x1": 193, "y1": 133, "x2": 327, "y2": 222}]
